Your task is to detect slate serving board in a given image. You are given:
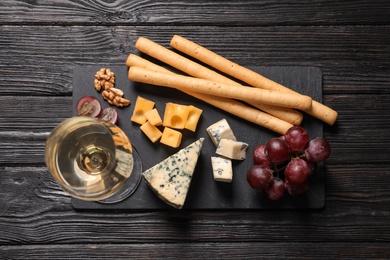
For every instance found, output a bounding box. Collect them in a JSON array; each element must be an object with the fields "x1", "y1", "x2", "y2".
[{"x1": 71, "y1": 65, "x2": 324, "y2": 210}]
